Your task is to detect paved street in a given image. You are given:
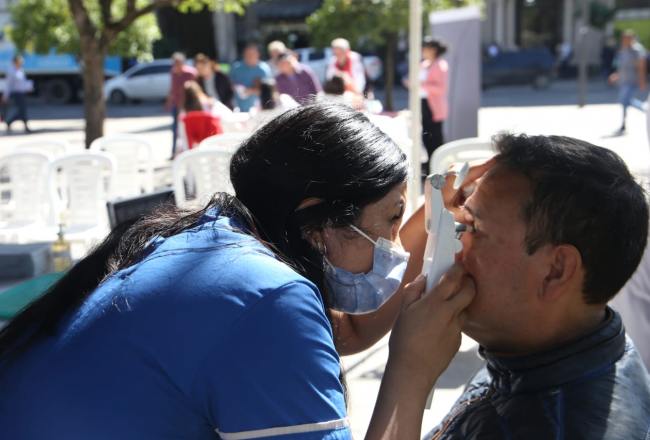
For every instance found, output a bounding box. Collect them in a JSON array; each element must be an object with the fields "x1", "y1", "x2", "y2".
[{"x1": 1, "y1": 79, "x2": 649, "y2": 438}]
